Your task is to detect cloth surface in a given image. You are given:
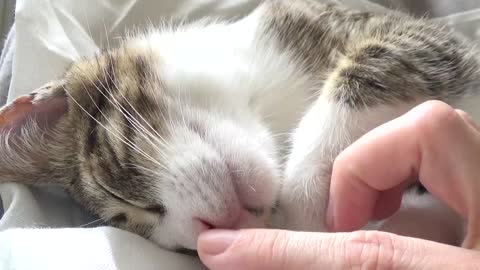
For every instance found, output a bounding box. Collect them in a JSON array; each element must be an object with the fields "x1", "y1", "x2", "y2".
[
  {"x1": 0, "y1": 26, "x2": 14, "y2": 106},
  {"x1": 0, "y1": 1, "x2": 480, "y2": 269}
]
